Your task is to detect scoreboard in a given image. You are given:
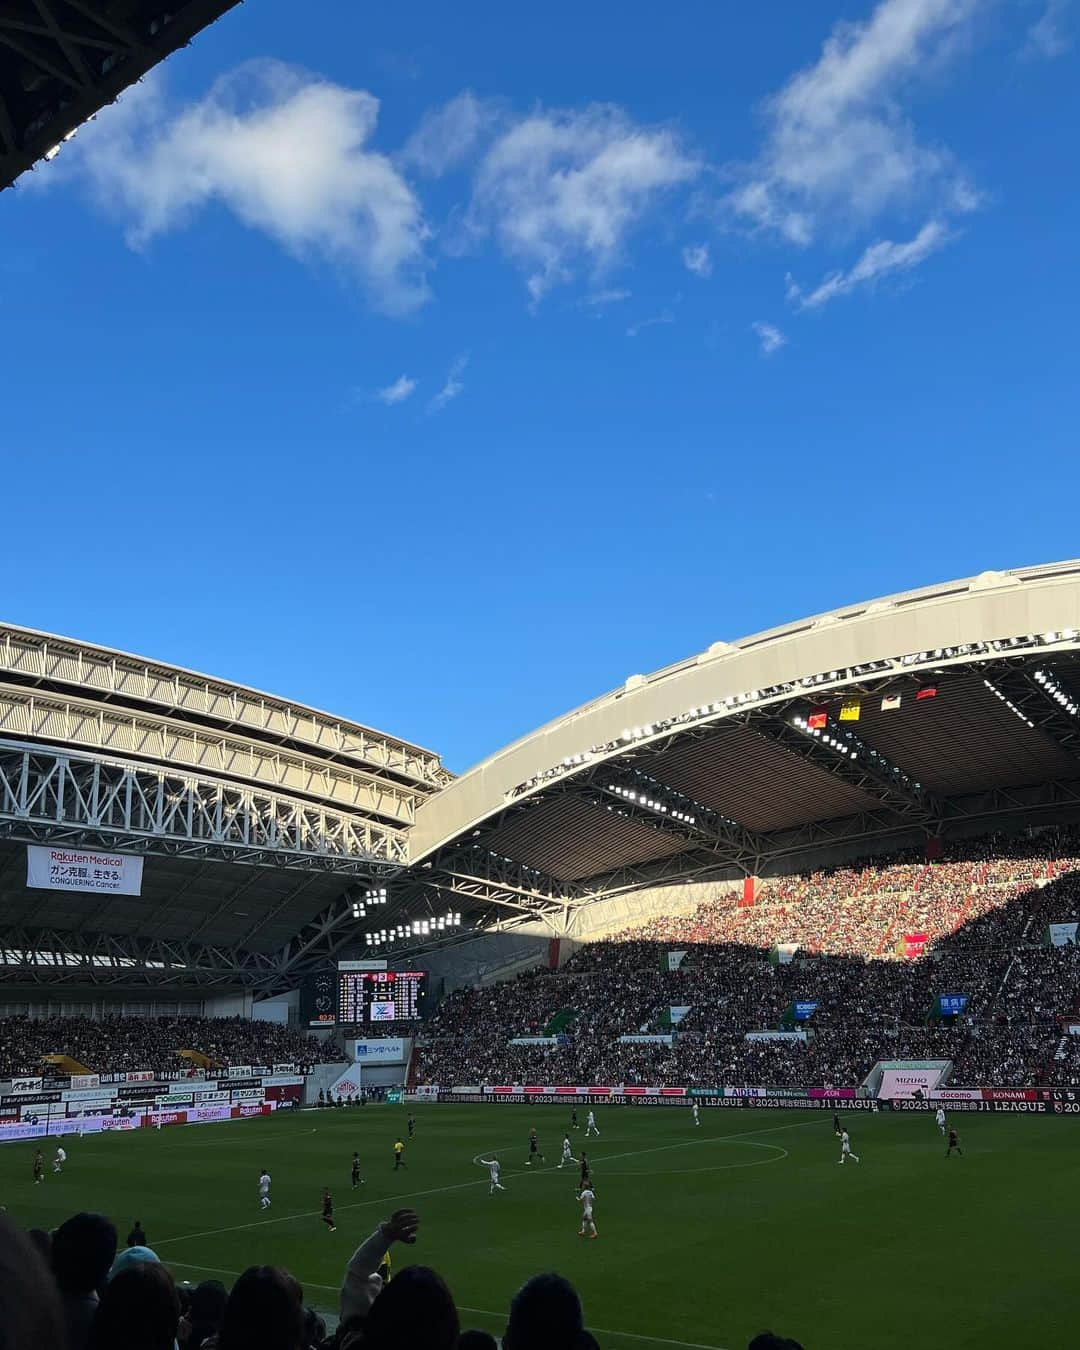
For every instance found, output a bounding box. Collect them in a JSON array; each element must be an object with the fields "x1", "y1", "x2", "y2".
[{"x1": 337, "y1": 970, "x2": 427, "y2": 1024}]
